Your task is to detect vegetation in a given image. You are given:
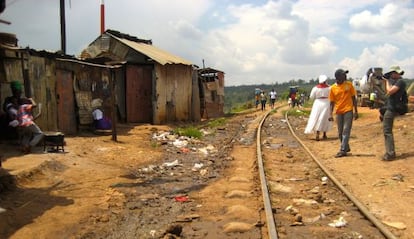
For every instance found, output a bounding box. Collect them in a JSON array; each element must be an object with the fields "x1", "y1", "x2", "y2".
[
  {"x1": 224, "y1": 78, "x2": 414, "y2": 114},
  {"x1": 173, "y1": 126, "x2": 203, "y2": 139},
  {"x1": 206, "y1": 117, "x2": 227, "y2": 128},
  {"x1": 224, "y1": 79, "x2": 317, "y2": 113}
]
